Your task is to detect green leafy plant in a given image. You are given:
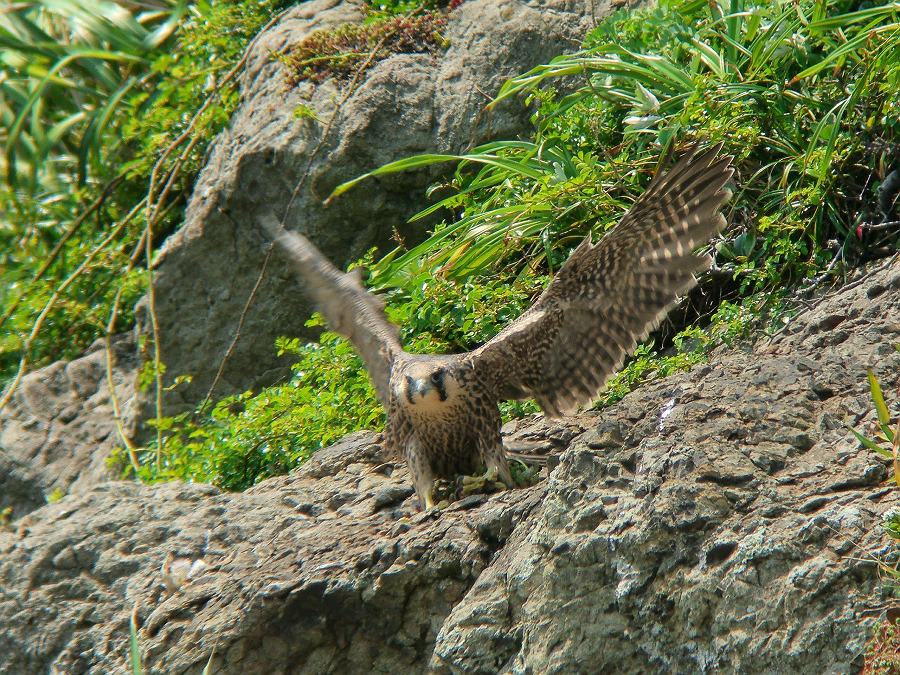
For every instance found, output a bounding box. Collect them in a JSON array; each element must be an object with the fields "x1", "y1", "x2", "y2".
[
  {"x1": 45, "y1": 488, "x2": 65, "y2": 504},
  {"x1": 113, "y1": 326, "x2": 385, "y2": 490},
  {"x1": 850, "y1": 368, "x2": 900, "y2": 486},
  {"x1": 0, "y1": 0, "x2": 291, "y2": 387},
  {"x1": 0, "y1": 0, "x2": 187, "y2": 195},
  {"x1": 366, "y1": 0, "x2": 461, "y2": 20},
  {"x1": 330, "y1": 0, "x2": 898, "y2": 297}
]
